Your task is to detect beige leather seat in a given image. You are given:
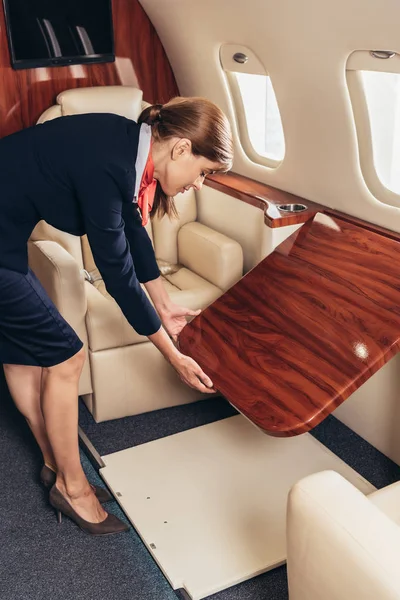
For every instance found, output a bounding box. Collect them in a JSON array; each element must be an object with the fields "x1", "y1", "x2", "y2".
[
  {"x1": 286, "y1": 470, "x2": 400, "y2": 600},
  {"x1": 29, "y1": 86, "x2": 243, "y2": 422}
]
